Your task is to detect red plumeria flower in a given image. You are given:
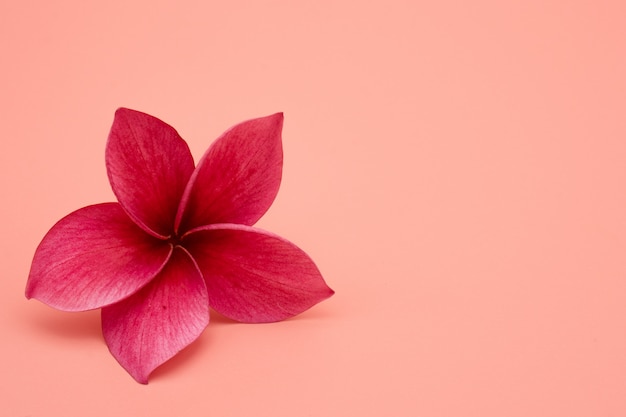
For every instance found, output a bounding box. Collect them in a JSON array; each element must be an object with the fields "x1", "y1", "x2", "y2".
[{"x1": 26, "y1": 108, "x2": 334, "y2": 384}]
